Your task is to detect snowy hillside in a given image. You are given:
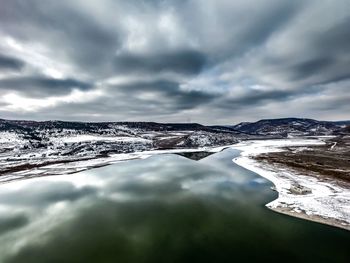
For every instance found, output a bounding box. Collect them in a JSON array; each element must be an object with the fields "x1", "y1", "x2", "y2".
[
  {"x1": 0, "y1": 119, "x2": 242, "y2": 180},
  {"x1": 232, "y1": 118, "x2": 345, "y2": 137}
]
